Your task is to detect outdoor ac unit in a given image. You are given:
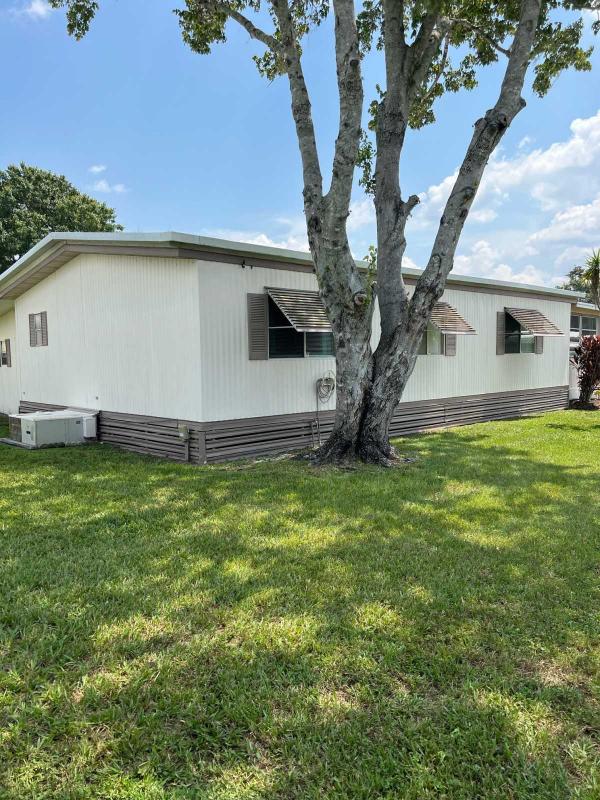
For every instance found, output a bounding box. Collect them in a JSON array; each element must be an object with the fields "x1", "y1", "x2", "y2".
[{"x1": 11, "y1": 410, "x2": 97, "y2": 448}]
